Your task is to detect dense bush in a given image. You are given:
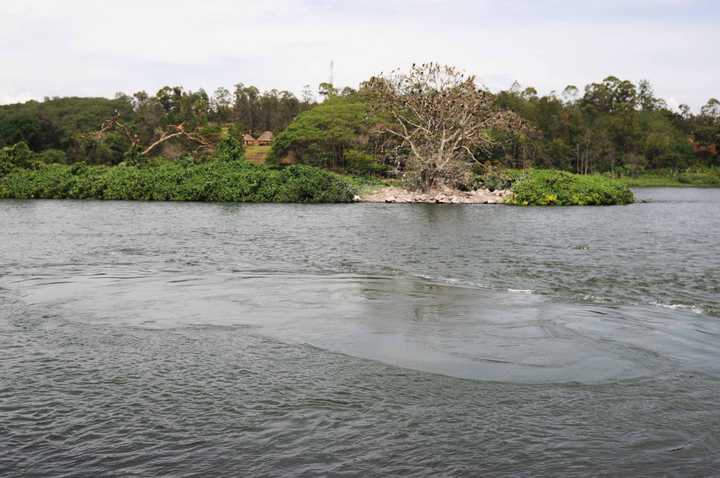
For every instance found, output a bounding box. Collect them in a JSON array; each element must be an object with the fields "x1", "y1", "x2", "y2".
[
  {"x1": 0, "y1": 142, "x2": 33, "y2": 177},
  {"x1": 214, "y1": 135, "x2": 246, "y2": 162},
  {"x1": 506, "y1": 169, "x2": 634, "y2": 206},
  {"x1": 0, "y1": 160, "x2": 356, "y2": 203},
  {"x1": 34, "y1": 149, "x2": 68, "y2": 165}
]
